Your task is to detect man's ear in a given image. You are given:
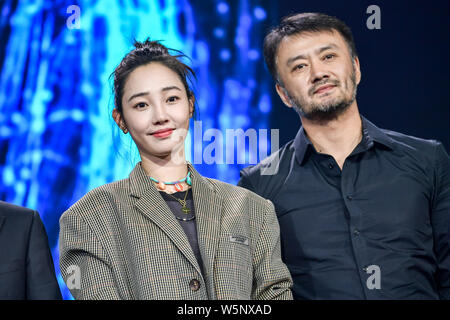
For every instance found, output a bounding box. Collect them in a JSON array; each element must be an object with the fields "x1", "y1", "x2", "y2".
[
  {"x1": 112, "y1": 109, "x2": 127, "y2": 133},
  {"x1": 353, "y1": 56, "x2": 362, "y2": 85},
  {"x1": 275, "y1": 83, "x2": 293, "y2": 108}
]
